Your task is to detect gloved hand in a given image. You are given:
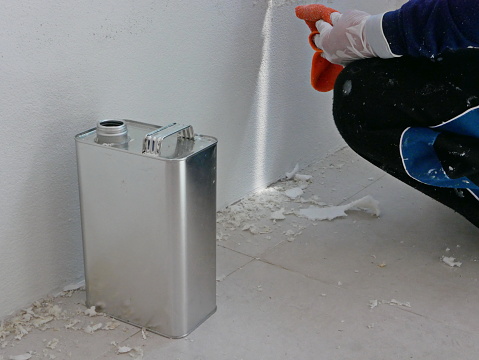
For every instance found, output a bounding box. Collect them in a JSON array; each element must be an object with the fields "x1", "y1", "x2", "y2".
[
  {"x1": 295, "y1": 4, "x2": 344, "y2": 92},
  {"x1": 314, "y1": 10, "x2": 377, "y2": 66}
]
